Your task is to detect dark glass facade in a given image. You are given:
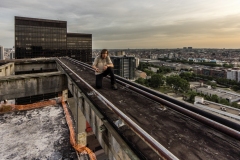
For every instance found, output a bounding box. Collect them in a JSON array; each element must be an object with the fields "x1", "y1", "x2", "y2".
[
  {"x1": 15, "y1": 16, "x2": 67, "y2": 59},
  {"x1": 111, "y1": 56, "x2": 136, "y2": 79},
  {"x1": 67, "y1": 33, "x2": 92, "y2": 63},
  {"x1": 15, "y1": 16, "x2": 92, "y2": 62}
]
